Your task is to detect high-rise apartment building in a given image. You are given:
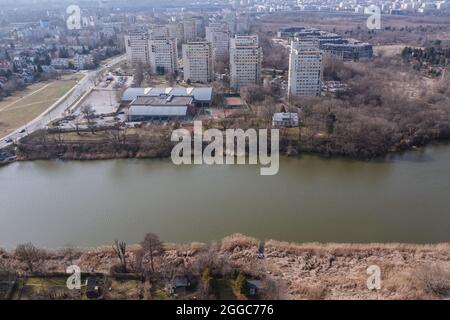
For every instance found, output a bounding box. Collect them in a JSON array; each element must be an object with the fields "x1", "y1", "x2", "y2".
[
  {"x1": 182, "y1": 19, "x2": 197, "y2": 42},
  {"x1": 125, "y1": 31, "x2": 149, "y2": 65},
  {"x1": 149, "y1": 24, "x2": 169, "y2": 40},
  {"x1": 182, "y1": 41, "x2": 213, "y2": 83},
  {"x1": 287, "y1": 38, "x2": 323, "y2": 97},
  {"x1": 148, "y1": 38, "x2": 178, "y2": 74},
  {"x1": 206, "y1": 22, "x2": 230, "y2": 62},
  {"x1": 229, "y1": 35, "x2": 262, "y2": 90},
  {"x1": 168, "y1": 23, "x2": 184, "y2": 45}
]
